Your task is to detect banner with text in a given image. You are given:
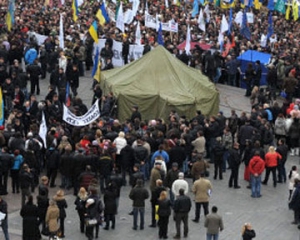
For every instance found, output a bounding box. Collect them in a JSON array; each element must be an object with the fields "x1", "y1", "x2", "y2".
[
  {"x1": 63, "y1": 100, "x2": 100, "y2": 126},
  {"x1": 97, "y1": 39, "x2": 145, "y2": 67},
  {"x1": 145, "y1": 12, "x2": 178, "y2": 32}
]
